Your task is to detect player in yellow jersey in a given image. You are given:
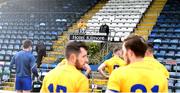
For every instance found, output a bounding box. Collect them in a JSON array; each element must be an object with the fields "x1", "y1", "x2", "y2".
[
  {"x1": 144, "y1": 43, "x2": 169, "y2": 79},
  {"x1": 98, "y1": 47, "x2": 126, "y2": 79},
  {"x1": 40, "y1": 41, "x2": 89, "y2": 93},
  {"x1": 106, "y1": 35, "x2": 168, "y2": 93},
  {"x1": 57, "y1": 59, "x2": 68, "y2": 66},
  {"x1": 57, "y1": 58, "x2": 91, "y2": 77}
]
